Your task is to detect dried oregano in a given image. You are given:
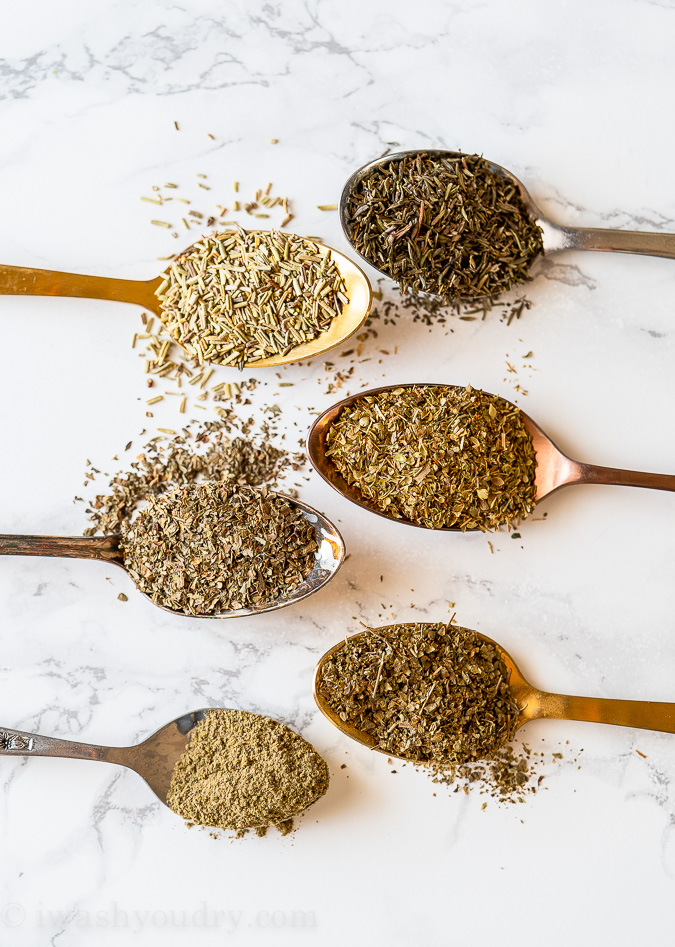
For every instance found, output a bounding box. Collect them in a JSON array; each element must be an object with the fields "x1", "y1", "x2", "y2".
[
  {"x1": 347, "y1": 152, "x2": 543, "y2": 301},
  {"x1": 167, "y1": 710, "x2": 329, "y2": 835},
  {"x1": 317, "y1": 622, "x2": 520, "y2": 765},
  {"x1": 325, "y1": 384, "x2": 537, "y2": 531},
  {"x1": 155, "y1": 229, "x2": 348, "y2": 367},
  {"x1": 120, "y1": 483, "x2": 317, "y2": 616}
]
